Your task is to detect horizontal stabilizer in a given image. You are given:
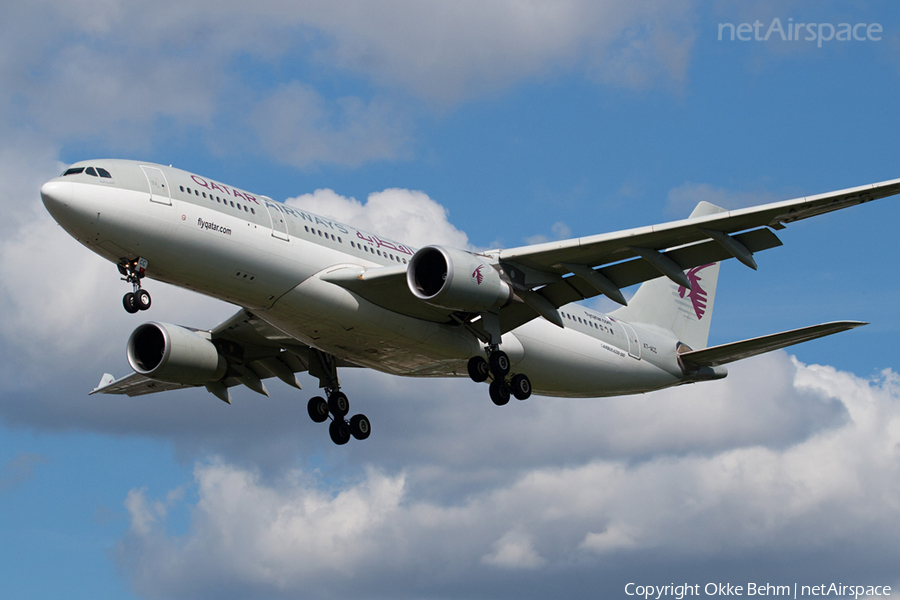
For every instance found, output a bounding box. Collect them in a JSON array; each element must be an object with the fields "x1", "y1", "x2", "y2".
[{"x1": 679, "y1": 321, "x2": 867, "y2": 368}]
